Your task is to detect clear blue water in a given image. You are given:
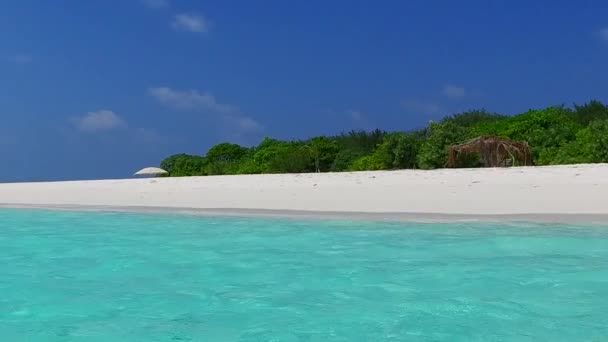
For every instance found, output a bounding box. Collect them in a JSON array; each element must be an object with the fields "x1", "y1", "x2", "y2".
[{"x1": 0, "y1": 210, "x2": 607, "y2": 341}]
